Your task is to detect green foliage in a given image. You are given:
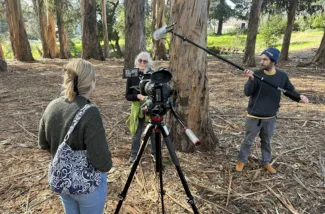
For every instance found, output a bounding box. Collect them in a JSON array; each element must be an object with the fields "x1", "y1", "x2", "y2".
[
  {"x1": 62, "y1": 0, "x2": 82, "y2": 40},
  {"x1": 114, "y1": 5, "x2": 125, "y2": 38},
  {"x1": 69, "y1": 39, "x2": 82, "y2": 57},
  {"x1": 295, "y1": 13, "x2": 325, "y2": 31},
  {"x1": 2, "y1": 41, "x2": 13, "y2": 59},
  {"x1": 209, "y1": 0, "x2": 250, "y2": 21},
  {"x1": 209, "y1": 0, "x2": 234, "y2": 22},
  {"x1": 145, "y1": 18, "x2": 152, "y2": 42},
  {"x1": 312, "y1": 13, "x2": 325, "y2": 29},
  {"x1": 259, "y1": 15, "x2": 286, "y2": 47},
  {"x1": 262, "y1": 0, "x2": 323, "y2": 14},
  {"x1": 21, "y1": 0, "x2": 40, "y2": 40},
  {"x1": 295, "y1": 15, "x2": 314, "y2": 31},
  {"x1": 0, "y1": 19, "x2": 8, "y2": 40},
  {"x1": 231, "y1": 0, "x2": 251, "y2": 20}
]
